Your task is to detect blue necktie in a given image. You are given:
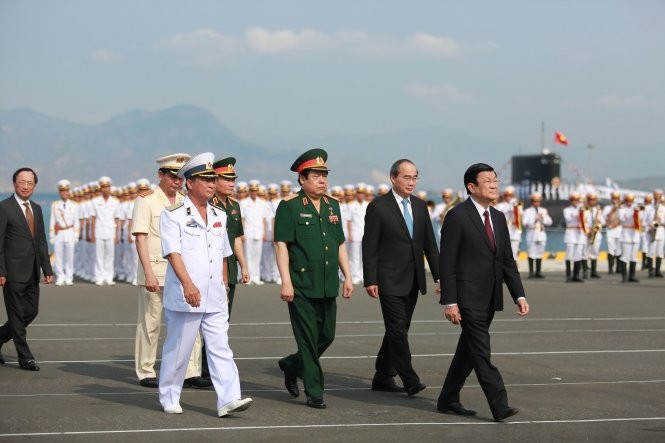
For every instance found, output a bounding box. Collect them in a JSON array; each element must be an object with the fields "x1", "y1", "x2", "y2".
[{"x1": 402, "y1": 199, "x2": 413, "y2": 238}]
